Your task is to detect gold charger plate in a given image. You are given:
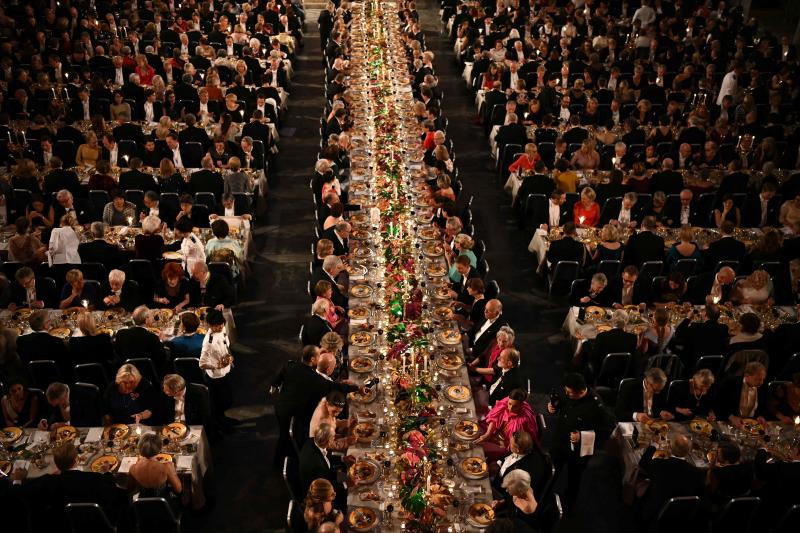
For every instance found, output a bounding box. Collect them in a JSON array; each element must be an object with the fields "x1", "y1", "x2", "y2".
[
  {"x1": 437, "y1": 329, "x2": 461, "y2": 345},
  {"x1": 11, "y1": 308, "x2": 33, "y2": 320},
  {"x1": 103, "y1": 308, "x2": 126, "y2": 321},
  {"x1": 741, "y1": 418, "x2": 764, "y2": 435},
  {"x1": 103, "y1": 424, "x2": 130, "y2": 440},
  {"x1": 454, "y1": 419, "x2": 480, "y2": 441},
  {"x1": 646, "y1": 420, "x2": 670, "y2": 434},
  {"x1": 688, "y1": 419, "x2": 713, "y2": 435},
  {"x1": 460, "y1": 456, "x2": 488, "y2": 479},
  {"x1": 348, "y1": 307, "x2": 370, "y2": 321},
  {"x1": 55, "y1": 425, "x2": 79, "y2": 442},
  {"x1": 348, "y1": 387, "x2": 377, "y2": 404},
  {"x1": 585, "y1": 306, "x2": 606, "y2": 319},
  {"x1": 446, "y1": 385, "x2": 471, "y2": 403},
  {"x1": 154, "y1": 453, "x2": 174, "y2": 464},
  {"x1": 467, "y1": 503, "x2": 495, "y2": 528},
  {"x1": 352, "y1": 247, "x2": 373, "y2": 258},
  {"x1": 153, "y1": 309, "x2": 174, "y2": 322},
  {"x1": 423, "y1": 242, "x2": 445, "y2": 257},
  {"x1": 428, "y1": 263, "x2": 447, "y2": 277},
  {"x1": 432, "y1": 286, "x2": 452, "y2": 300},
  {"x1": 97, "y1": 327, "x2": 114, "y2": 336},
  {"x1": 48, "y1": 327, "x2": 72, "y2": 339},
  {"x1": 91, "y1": 454, "x2": 120, "y2": 473},
  {"x1": 161, "y1": 422, "x2": 188, "y2": 440},
  {"x1": 351, "y1": 229, "x2": 371, "y2": 240},
  {"x1": 0, "y1": 426, "x2": 23, "y2": 444},
  {"x1": 194, "y1": 307, "x2": 210, "y2": 320},
  {"x1": 350, "y1": 284, "x2": 373, "y2": 298},
  {"x1": 437, "y1": 353, "x2": 464, "y2": 371},
  {"x1": 348, "y1": 507, "x2": 378, "y2": 532},
  {"x1": 433, "y1": 306, "x2": 454, "y2": 320},
  {"x1": 350, "y1": 331, "x2": 374, "y2": 347},
  {"x1": 418, "y1": 227, "x2": 440, "y2": 240},
  {"x1": 352, "y1": 422, "x2": 377, "y2": 443},
  {"x1": 146, "y1": 326, "x2": 162, "y2": 336},
  {"x1": 350, "y1": 356, "x2": 376, "y2": 373},
  {"x1": 348, "y1": 458, "x2": 380, "y2": 485}
]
